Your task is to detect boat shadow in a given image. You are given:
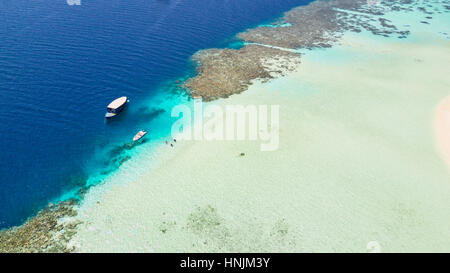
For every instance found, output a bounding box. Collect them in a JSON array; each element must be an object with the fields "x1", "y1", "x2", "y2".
[{"x1": 104, "y1": 106, "x2": 166, "y2": 125}]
